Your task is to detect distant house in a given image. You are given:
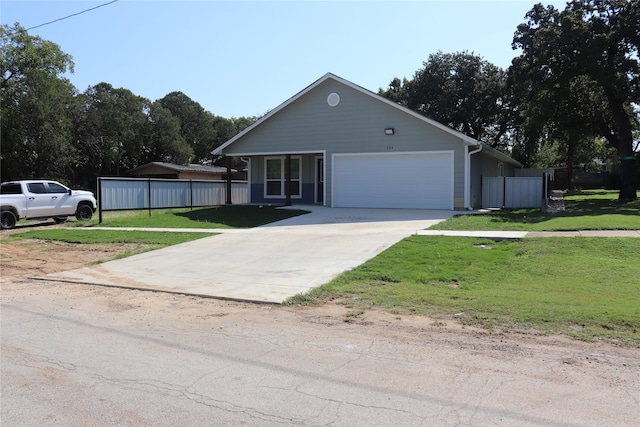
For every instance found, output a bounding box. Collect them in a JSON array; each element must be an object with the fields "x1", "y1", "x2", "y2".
[
  {"x1": 128, "y1": 162, "x2": 242, "y2": 181},
  {"x1": 213, "y1": 73, "x2": 522, "y2": 209}
]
